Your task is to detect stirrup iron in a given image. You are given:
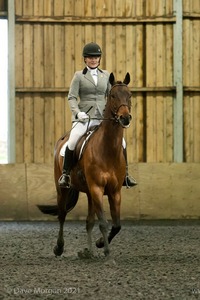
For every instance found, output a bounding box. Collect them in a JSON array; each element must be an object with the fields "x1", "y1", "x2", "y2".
[{"x1": 58, "y1": 174, "x2": 71, "y2": 189}]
